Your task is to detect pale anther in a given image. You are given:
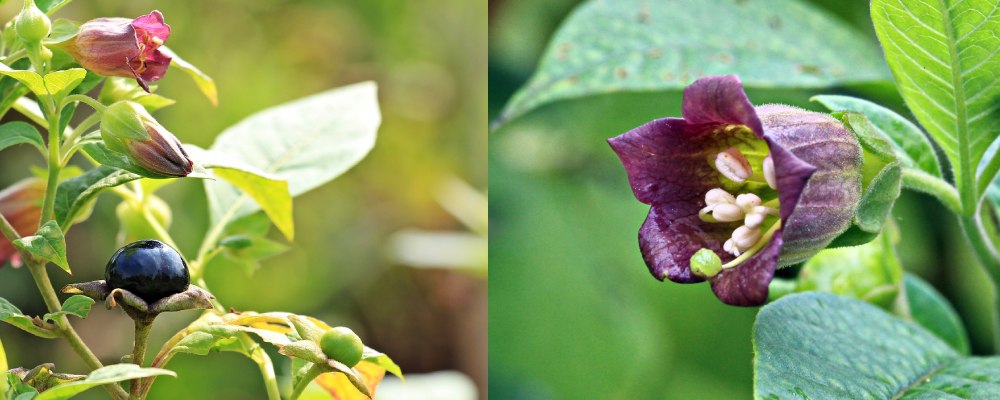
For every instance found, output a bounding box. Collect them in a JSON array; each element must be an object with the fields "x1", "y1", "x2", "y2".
[
  {"x1": 705, "y1": 188, "x2": 735, "y2": 206},
  {"x1": 731, "y1": 225, "x2": 762, "y2": 250},
  {"x1": 712, "y1": 204, "x2": 745, "y2": 222},
  {"x1": 735, "y1": 193, "x2": 761, "y2": 212},
  {"x1": 744, "y1": 205, "x2": 779, "y2": 229},
  {"x1": 763, "y1": 154, "x2": 776, "y2": 189},
  {"x1": 723, "y1": 239, "x2": 740, "y2": 256},
  {"x1": 714, "y1": 147, "x2": 753, "y2": 182}
]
